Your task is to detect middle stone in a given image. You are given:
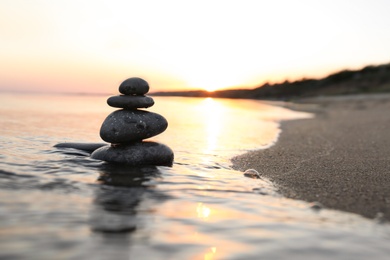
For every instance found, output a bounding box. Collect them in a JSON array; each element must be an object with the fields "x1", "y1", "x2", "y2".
[{"x1": 100, "y1": 109, "x2": 168, "y2": 143}]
